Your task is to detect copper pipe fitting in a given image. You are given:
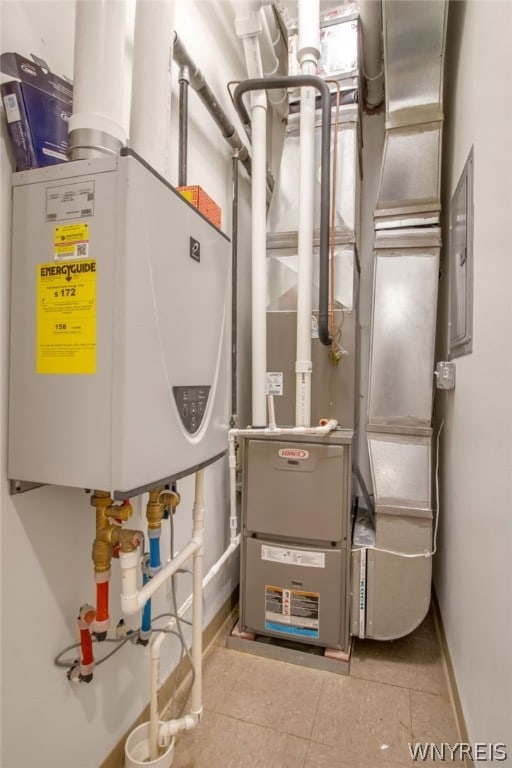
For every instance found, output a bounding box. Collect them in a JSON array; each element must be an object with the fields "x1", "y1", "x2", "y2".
[
  {"x1": 111, "y1": 527, "x2": 144, "y2": 553},
  {"x1": 91, "y1": 490, "x2": 133, "y2": 523},
  {"x1": 146, "y1": 487, "x2": 165, "y2": 530},
  {"x1": 92, "y1": 537, "x2": 113, "y2": 573}
]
